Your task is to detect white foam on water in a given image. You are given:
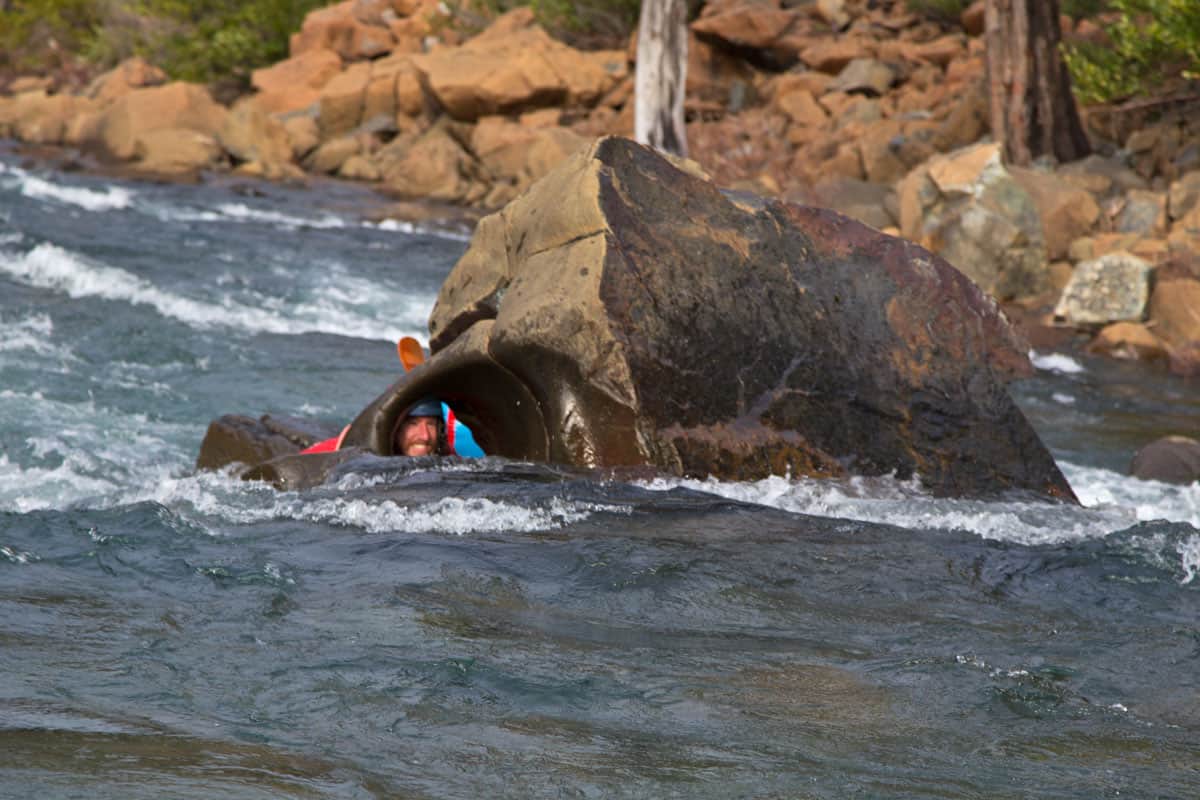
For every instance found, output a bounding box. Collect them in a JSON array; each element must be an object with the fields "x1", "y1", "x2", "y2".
[
  {"x1": 0, "y1": 452, "x2": 120, "y2": 513},
  {"x1": 0, "y1": 388, "x2": 199, "y2": 513},
  {"x1": 111, "y1": 468, "x2": 631, "y2": 536},
  {"x1": 636, "y1": 469, "x2": 1141, "y2": 546},
  {"x1": 0, "y1": 242, "x2": 427, "y2": 341},
  {"x1": 1030, "y1": 350, "x2": 1085, "y2": 374},
  {"x1": 1062, "y1": 461, "x2": 1200, "y2": 527},
  {"x1": 369, "y1": 218, "x2": 471, "y2": 242},
  {"x1": 263, "y1": 263, "x2": 432, "y2": 343},
  {"x1": 0, "y1": 164, "x2": 135, "y2": 211},
  {"x1": 0, "y1": 312, "x2": 65, "y2": 357},
  {"x1": 640, "y1": 462, "x2": 1200, "y2": 578},
  {"x1": 1179, "y1": 535, "x2": 1200, "y2": 584},
  {"x1": 271, "y1": 495, "x2": 629, "y2": 535},
  {"x1": 213, "y1": 202, "x2": 347, "y2": 230}
]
